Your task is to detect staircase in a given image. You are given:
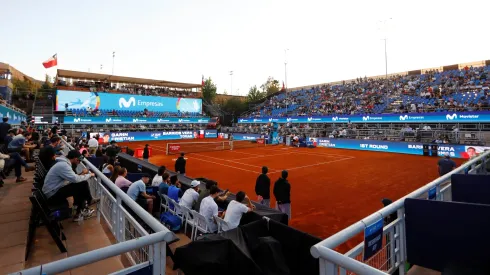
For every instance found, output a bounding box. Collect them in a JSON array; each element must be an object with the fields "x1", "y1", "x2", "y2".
[{"x1": 31, "y1": 99, "x2": 54, "y2": 124}]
